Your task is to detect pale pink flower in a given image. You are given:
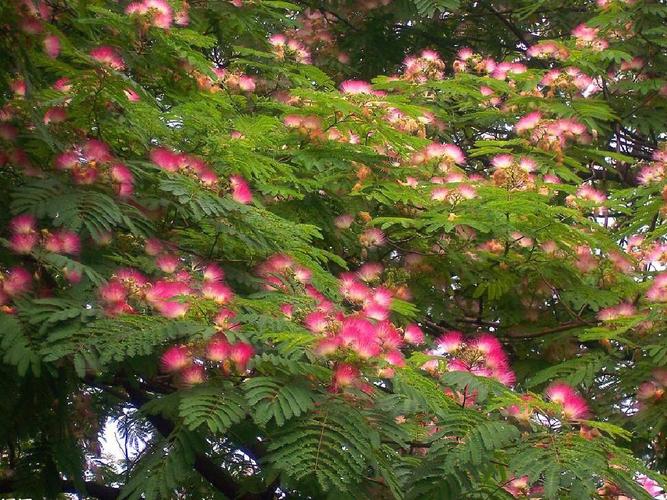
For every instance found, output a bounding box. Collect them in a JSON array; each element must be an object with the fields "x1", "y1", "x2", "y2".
[
  {"x1": 161, "y1": 345, "x2": 190, "y2": 372},
  {"x1": 43, "y1": 34, "x2": 60, "y2": 58}
]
